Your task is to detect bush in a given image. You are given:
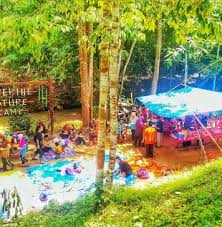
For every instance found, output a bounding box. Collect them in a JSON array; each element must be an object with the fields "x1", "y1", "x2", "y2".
[
  {"x1": 8, "y1": 110, "x2": 33, "y2": 134},
  {"x1": 55, "y1": 120, "x2": 83, "y2": 132}
]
